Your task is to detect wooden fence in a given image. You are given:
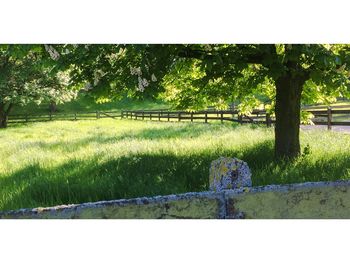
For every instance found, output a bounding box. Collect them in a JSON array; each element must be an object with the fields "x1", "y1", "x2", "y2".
[
  {"x1": 306, "y1": 107, "x2": 350, "y2": 130},
  {"x1": 122, "y1": 107, "x2": 350, "y2": 130},
  {"x1": 7, "y1": 106, "x2": 350, "y2": 130},
  {"x1": 121, "y1": 109, "x2": 273, "y2": 126},
  {"x1": 7, "y1": 111, "x2": 121, "y2": 124}
]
